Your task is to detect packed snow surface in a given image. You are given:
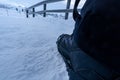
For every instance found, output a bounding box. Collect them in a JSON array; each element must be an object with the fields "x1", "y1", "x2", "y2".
[{"x1": 0, "y1": 9, "x2": 74, "y2": 80}]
